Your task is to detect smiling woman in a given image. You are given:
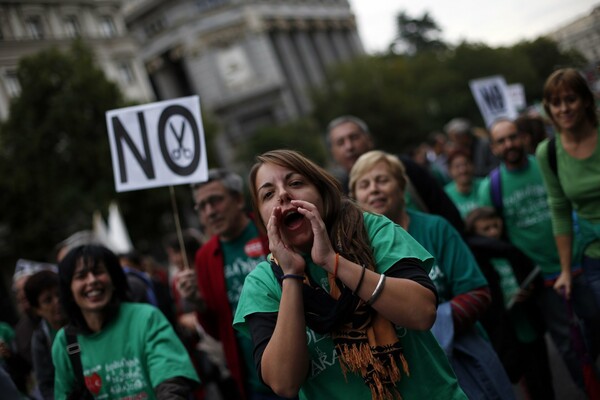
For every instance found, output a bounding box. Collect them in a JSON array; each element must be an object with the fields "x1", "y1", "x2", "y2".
[
  {"x1": 52, "y1": 245, "x2": 200, "y2": 399},
  {"x1": 233, "y1": 149, "x2": 467, "y2": 400},
  {"x1": 537, "y1": 67, "x2": 600, "y2": 306}
]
